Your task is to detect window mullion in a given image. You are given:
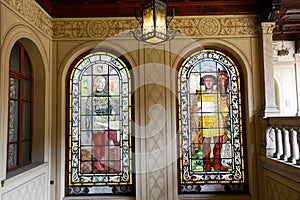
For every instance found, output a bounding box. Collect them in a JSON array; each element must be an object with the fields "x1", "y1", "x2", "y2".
[
  {"x1": 18, "y1": 46, "x2": 25, "y2": 167},
  {"x1": 19, "y1": 77, "x2": 24, "y2": 166}
]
